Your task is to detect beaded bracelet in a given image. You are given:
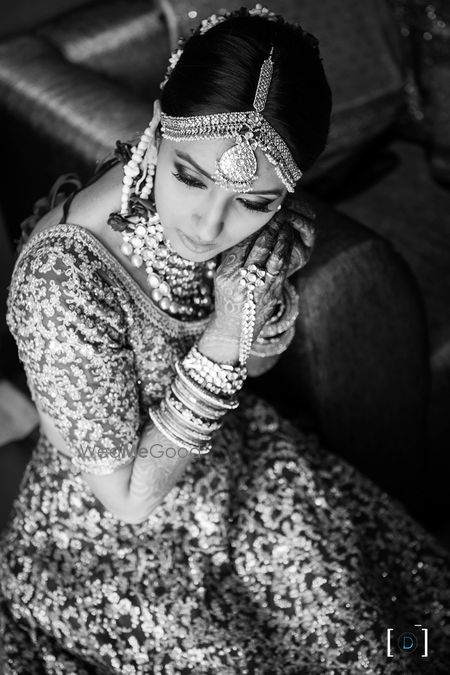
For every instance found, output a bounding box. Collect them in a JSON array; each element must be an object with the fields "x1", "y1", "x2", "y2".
[
  {"x1": 175, "y1": 360, "x2": 240, "y2": 410},
  {"x1": 182, "y1": 344, "x2": 247, "y2": 397}
]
